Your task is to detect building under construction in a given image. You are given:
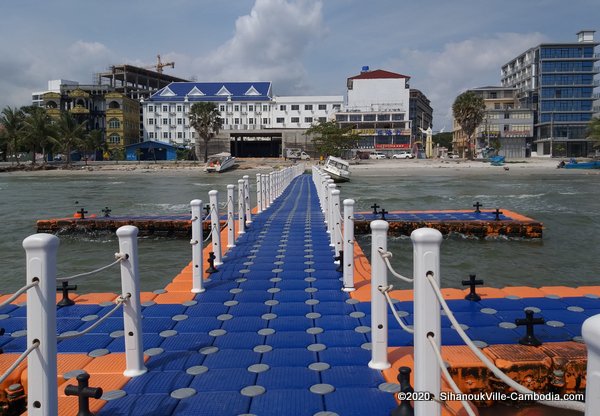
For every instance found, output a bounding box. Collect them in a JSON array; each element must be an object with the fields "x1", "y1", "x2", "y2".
[{"x1": 96, "y1": 64, "x2": 189, "y2": 101}]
